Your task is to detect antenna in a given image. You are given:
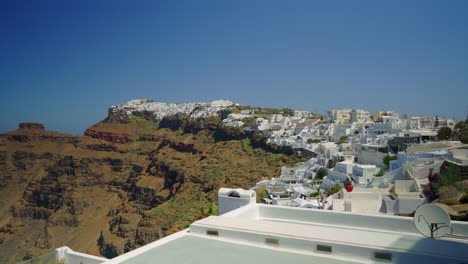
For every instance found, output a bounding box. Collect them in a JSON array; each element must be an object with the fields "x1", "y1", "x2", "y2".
[{"x1": 414, "y1": 204, "x2": 452, "y2": 239}]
